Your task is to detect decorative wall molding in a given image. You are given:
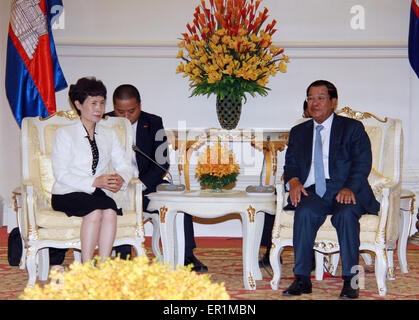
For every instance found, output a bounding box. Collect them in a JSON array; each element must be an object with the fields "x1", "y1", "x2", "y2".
[
  {"x1": 55, "y1": 40, "x2": 408, "y2": 60},
  {"x1": 402, "y1": 167, "x2": 419, "y2": 195}
]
